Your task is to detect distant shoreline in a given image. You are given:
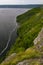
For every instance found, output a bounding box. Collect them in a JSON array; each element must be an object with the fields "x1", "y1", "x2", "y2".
[{"x1": 0, "y1": 4, "x2": 42, "y2": 8}]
